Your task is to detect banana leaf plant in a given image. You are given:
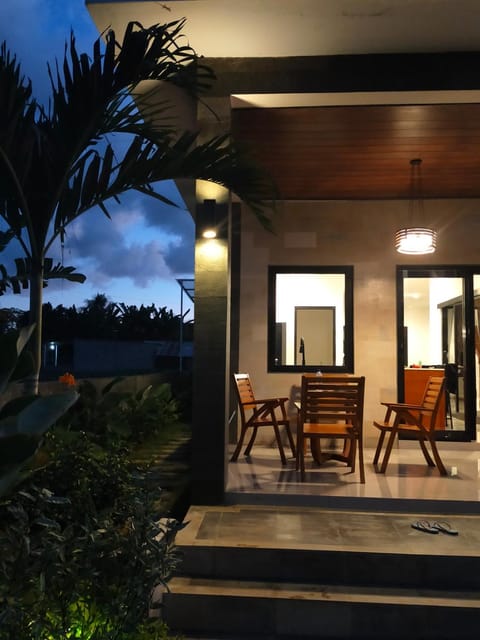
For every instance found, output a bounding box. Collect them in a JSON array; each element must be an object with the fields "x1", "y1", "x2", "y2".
[
  {"x1": 0, "y1": 19, "x2": 276, "y2": 394},
  {"x1": 0, "y1": 325, "x2": 78, "y2": 497}
]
